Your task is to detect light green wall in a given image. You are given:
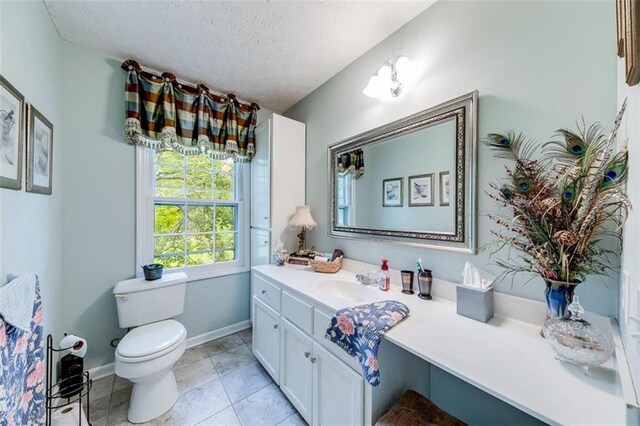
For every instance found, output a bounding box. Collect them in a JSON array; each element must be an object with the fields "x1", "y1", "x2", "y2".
[
  {"x1": 286, "y1": 0, "x2": 618, "y2": 317},
  {"x1": 59, "y1": 42, "x2": 256, "y2": 369},
  {"x1": 0, "y1": 0, "x2": 63, "y2": 347}
]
